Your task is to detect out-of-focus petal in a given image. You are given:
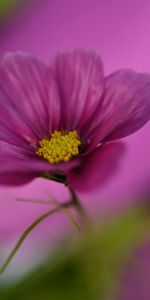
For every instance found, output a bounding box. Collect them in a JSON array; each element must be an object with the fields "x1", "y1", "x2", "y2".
[
  {"x1": 0, "y1": 52, "x2": 61, "y2": 144},
  {"x1": 0, "y1": 172, "x2": 35, "y2": 186},
  {"x1": 87, "y1": 70, "x2": 150, "y2": 147},
  {"x1": 0, "y1": 156, "x2": 80, "y2": 186},
  {"x1": 51, "y1": 49, "x2": 104, "y2": 133},
  {"x1": 68, "y1": 142, "x2": 126, "y2": 192}
]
